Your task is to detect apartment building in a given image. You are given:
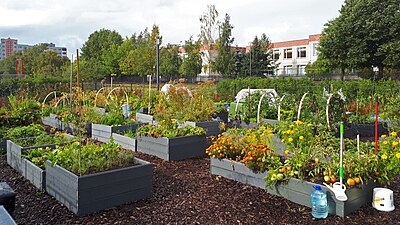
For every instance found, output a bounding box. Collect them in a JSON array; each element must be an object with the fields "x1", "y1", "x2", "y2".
[
  {"x1": 0, "y1": 38, "x2": 67, "y2": 60},
  {"x1": 271, "y1": 34, "x2": 320, "y2": 76}
]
